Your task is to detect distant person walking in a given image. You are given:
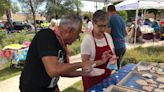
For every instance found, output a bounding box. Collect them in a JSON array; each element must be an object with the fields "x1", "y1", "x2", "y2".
[{"x1": 83, "y1": 16, "x2": 93, "y2": 32}]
